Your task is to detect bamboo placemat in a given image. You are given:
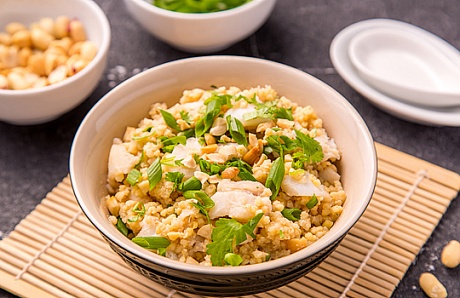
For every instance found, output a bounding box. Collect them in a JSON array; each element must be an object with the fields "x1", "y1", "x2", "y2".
[{"x1": 0, "y1": 143, "x2": 459, "y2": 298}]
